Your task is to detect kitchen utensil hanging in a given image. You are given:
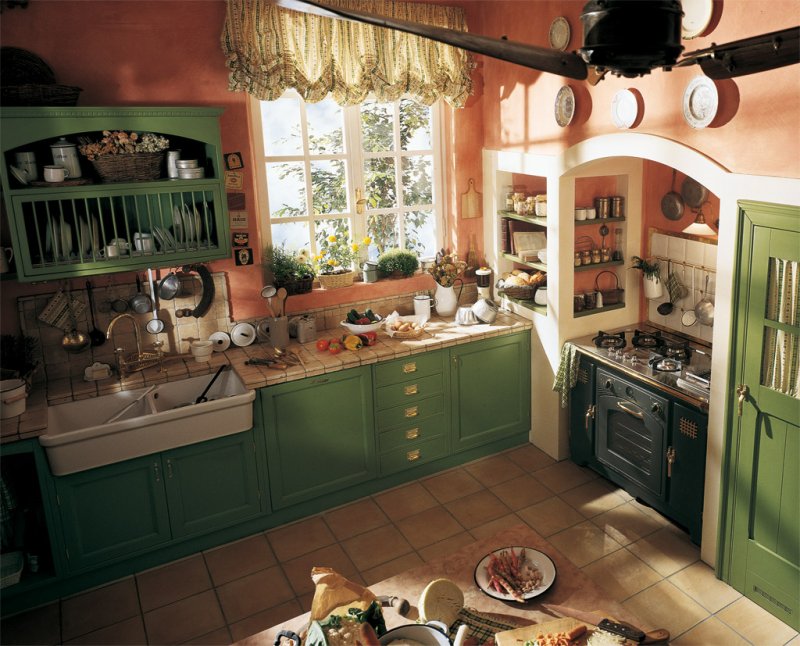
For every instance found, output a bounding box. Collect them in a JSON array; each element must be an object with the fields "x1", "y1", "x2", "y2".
[
  {"x1": 660, "y1": 169, "x2": 685, "y2": 220},
  {"x1": 695, "y1": 274, "x2": 715, "y2": 325},
  {"x1": 158, "y1": 269, "x2": 181, "y2": 300},
  {"x1": 681, "y1": 176, "x2": 709, "y2": 208},
  {"x1": 85, "y1": 281, "x2": 105, "y2": 346},
  {"x1": 38, "y1": 287, "x2": 87, "y2": 331},
  {"x1": 61, "y1": 286, "x2": 90, "y2": 353},
  {"x1": 460, "y1": 178, "x2": 481, "y2": 219},
  {"x1": 682, "y1": 269, "x2": 698, "y2": 326},
  {"x1": 130, "y1": 274, "x2": 152, "y2": 314},
  {"x1": 145, "y1": 268, "x2": 165, "y2": 334},
  {"x1": 182, "y1": 264, "x2": 215, "y2": 318}
]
